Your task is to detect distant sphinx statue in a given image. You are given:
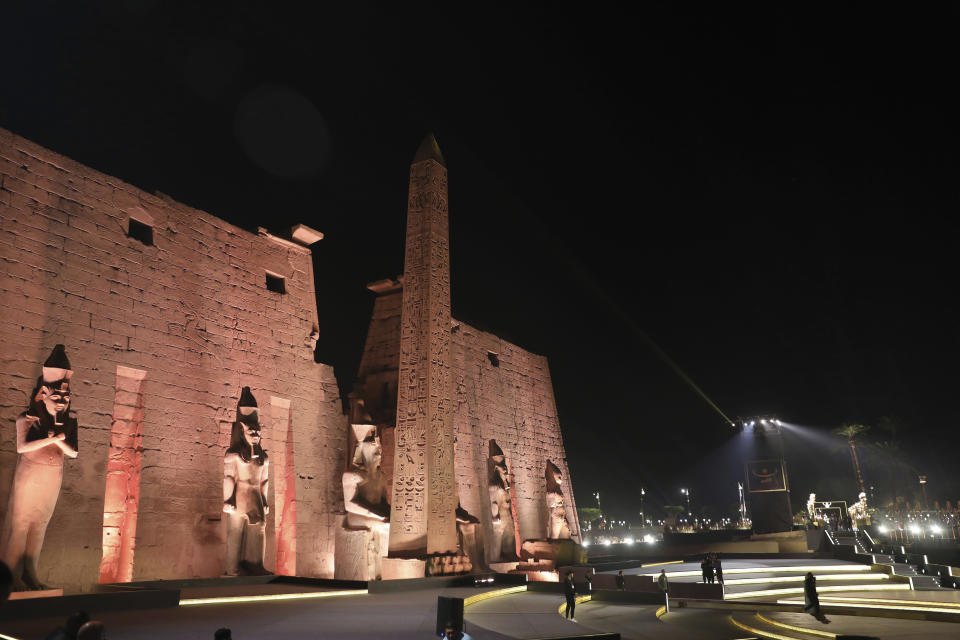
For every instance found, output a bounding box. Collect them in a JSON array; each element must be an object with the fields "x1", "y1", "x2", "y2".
[
  {"x1": 335, "y1": 423, "x2": 390, "y2": 580},
  {"x1": 0, "y1": 345, "x2": 79, "y2": 591},
  {"x1": 545, "y1": 460, "x2": 571, "y2": 540},
  {"x1": 223, "y1": 387, "x2": 270, "y2": 576},
  {"x1": 488, "y1": 440, "x2": 517, "y2": 561}
]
